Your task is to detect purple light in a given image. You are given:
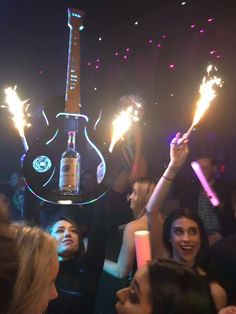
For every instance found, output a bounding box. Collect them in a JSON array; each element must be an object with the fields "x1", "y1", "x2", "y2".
[
  {"x1": 190, "y1": 24, "x2": 196, "y2": 29},
  {"x1": 115, "y1": 51, "x2": 119, "y2": 56},
  {"x1": 169, "y1": 64, "x2": 175, "y2": 69},
  {"x1": 157, "y1": 43, "x2": 162, "y2": 48},
  {"x1": 216, "y1": 54, "x2": 223, "y2": 59},
  {"x1": 199, "y1": 28, "x2": 205, "y2": 33},
  {"x1": 208, "y1": 17, "x2": 214, "y2": 22},
  {"x1": 210, "y1": 50, "x2": 216, "y2": 55},
  {"x1": 162, "y1": 34, "x2": 167, "y2": 39},
  {"x1": 87, "y1": 62, "x2": 91, "y2": 66},
  {"x1": 123, "y1": 55, "x2": 128, "y2": 60},
  {"x1": 95, "y1": 65, "x2": 99, "y2": 69},
  {"x1": 148, "y1": 39, "x2": 153, "y2": 44},
  {"x1": 96, "y1": 59, "x2": 100, "y2": 63},
  {"x1": 126, "y1": 48, "x2": 130, "y2": 52}
]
